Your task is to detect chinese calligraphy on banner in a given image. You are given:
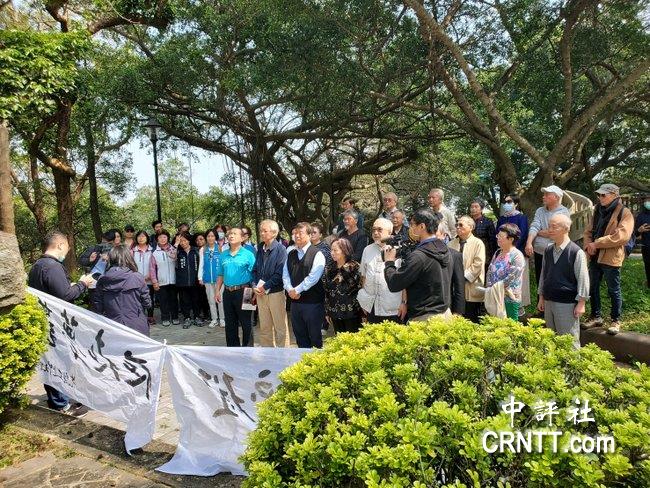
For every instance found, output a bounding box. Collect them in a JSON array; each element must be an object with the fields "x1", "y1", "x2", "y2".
[
  {"x1": 29, "y1": 287, "x2": 166, "y2": 452},
  {"x1": 158, "y1": 346, "x2": 307, "y2": 476},
  {"x1": 28, "y1": 287, "x2": 310, "y2": 476}
]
